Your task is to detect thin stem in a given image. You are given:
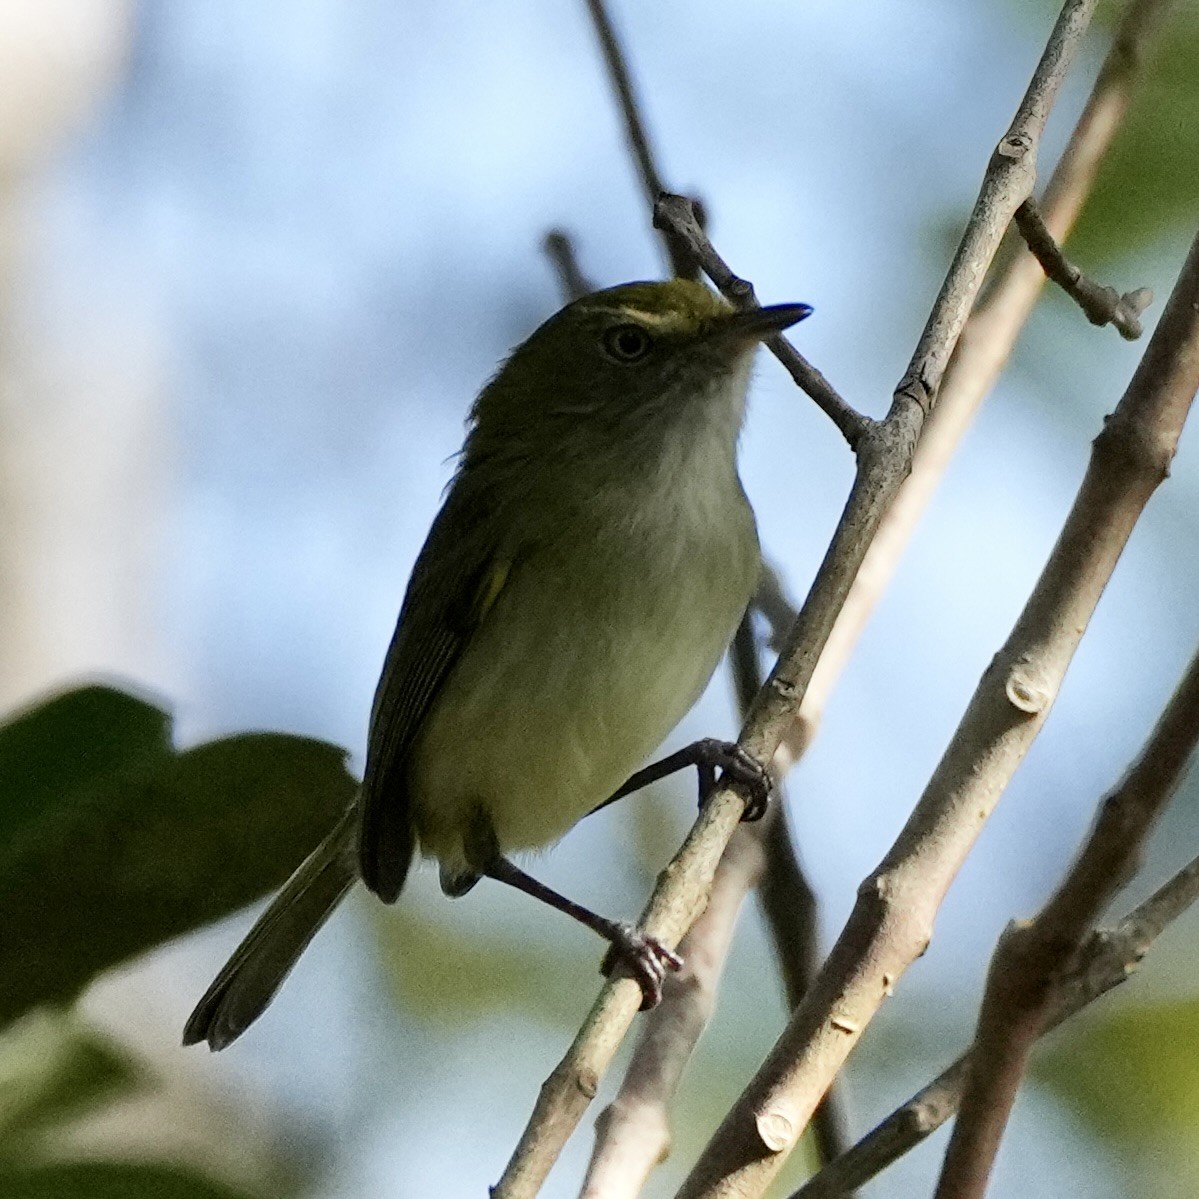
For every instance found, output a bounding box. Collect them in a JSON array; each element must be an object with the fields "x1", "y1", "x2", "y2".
[
  {"x1": 582, "y1": 0, "x2": 694, "y2": 279},
  {"x1": 654, "y1": 195, "x2": 869, "y2": 447},
  {"x1": 1013, "y1": 198, "x2": 1152, "y2": 338},
  {"x1": 544, "y1": 229, "x2": 596, "y2": 301}
]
